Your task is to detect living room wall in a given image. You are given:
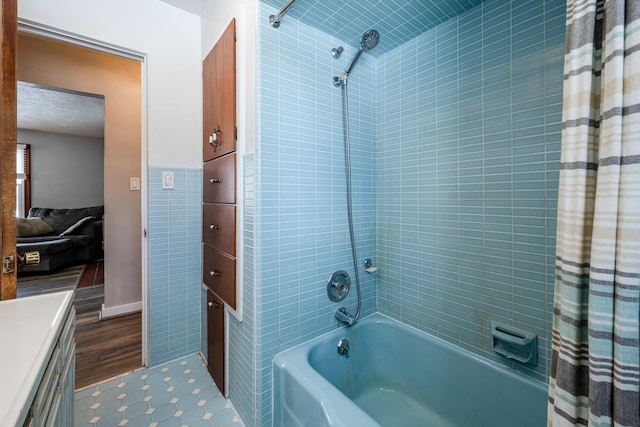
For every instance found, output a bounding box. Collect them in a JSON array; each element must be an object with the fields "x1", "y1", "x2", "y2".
[{"x1": 17, "y1": 129, "x2": 104, "y2": 209}]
